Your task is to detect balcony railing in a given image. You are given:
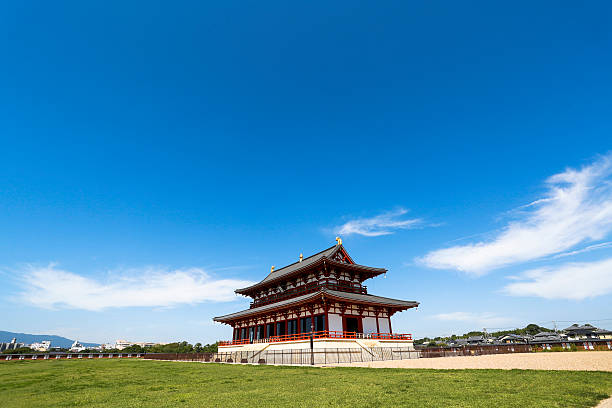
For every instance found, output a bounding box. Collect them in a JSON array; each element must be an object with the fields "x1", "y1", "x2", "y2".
[
  {"x1": 250, "y1": 280, "x2": 367, "y2": 308},
  {"x1": 219, "y1": 331, "x2": 412, "y2": 347}
]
